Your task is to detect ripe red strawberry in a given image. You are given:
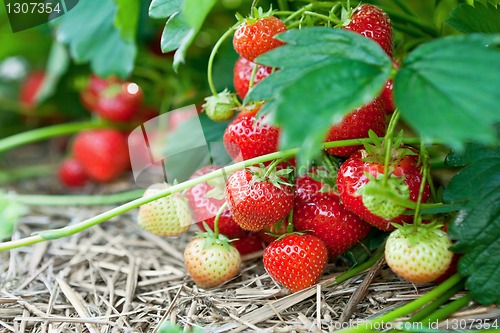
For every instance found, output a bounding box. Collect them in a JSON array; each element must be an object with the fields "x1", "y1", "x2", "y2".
[
  {"x1": 385, "y1": 223, "x2": 453, "y2": 284},
  {"x1": 184, "y1": 236, "x2": 241, "y2": 289},
  {"x1": 343, "y1": 4, "x2": 394, "y2": 57},
  {"x1": 138, "y1": 183, "x2": 192, "y2": 237},
  {"x1": 20, "y1": 71, "x2": 45, "y2": 109},
  {"x1": 185, "y1": 166, "x2": 246, "y2": 239},
  {"x1": 80, "y1": 75, "x2": 117, "y2": 112},
  {"x1": 233, "y1": 56, "x2": 273, "y2": 100},
  {"x1": 73, "y1": 129, "x2": 130, "y2": 182},
  {"x1": 95, "y1": 82, "x2": 143, "y2": 122},
  {"x1": 232, "y1": 232, "x2": 265, "y2": 255},
  {"x1": 336, "y1": 146, "x2": 430, "y2": 231},
  {"x1": 225, "y1": 167, "x2": 293, "y2": 231},
  {"x1": 233, "y1": 15, "x2": 287, "y2": 63},
  {"x1": 263, "y1": 234, "x2": 328, "y2": 292},
  {"x1": 223, "y1": 106, "x2": 280, "y2": 161},
  {"x1": 324, "y1": 98, "x2": 386, "y2": 157},
  {"x1": 58, "y1": 158, "x2": 88, "y2": 187},
  {"x1": 381, "y1": 61, "x2": 400, "y2": 114},
  {"x1": 293, "y1": 171, "x2": 372, "y2": 256}
]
